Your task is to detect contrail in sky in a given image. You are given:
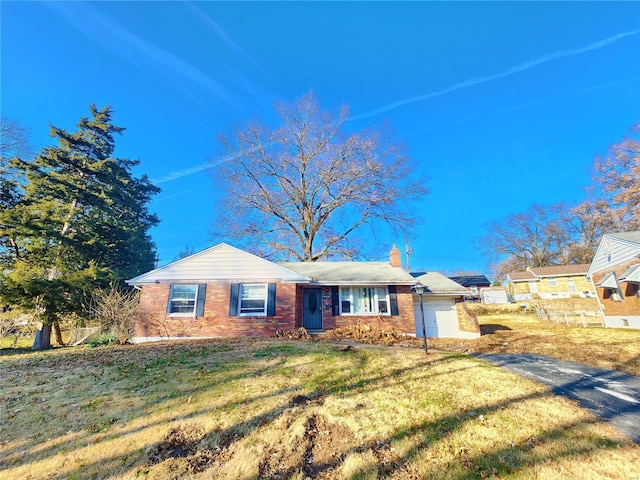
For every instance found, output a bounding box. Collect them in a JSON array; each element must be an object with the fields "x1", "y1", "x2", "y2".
[
  {"x1": 151, "y1": 150, "x2": 248, "y2": 185},
  {"x1": 153, "y1": 29, "x2": 639, "y2": 185},
  {"x1": 349, "y1": 29, "x2": 640, "y2": 121}
]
